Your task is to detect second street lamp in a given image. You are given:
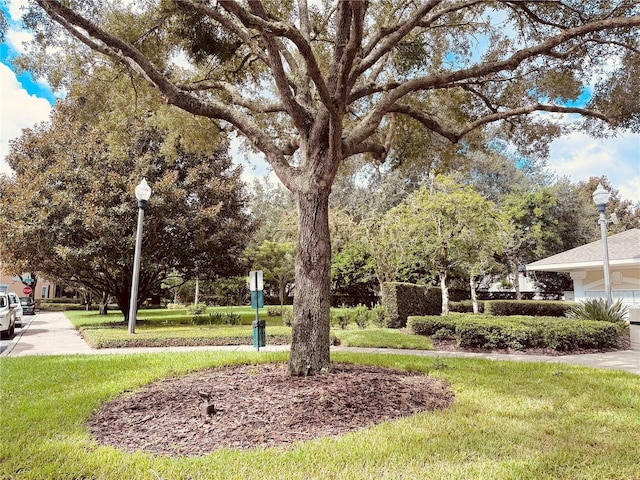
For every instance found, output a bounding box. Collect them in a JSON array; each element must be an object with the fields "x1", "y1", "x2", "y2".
[
  {"x1": 128, "y1": 178, "x2": 152, "y2": 334},
  {"x1": 592, "y1": 183, "x2": 613, "y2": 306}
]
